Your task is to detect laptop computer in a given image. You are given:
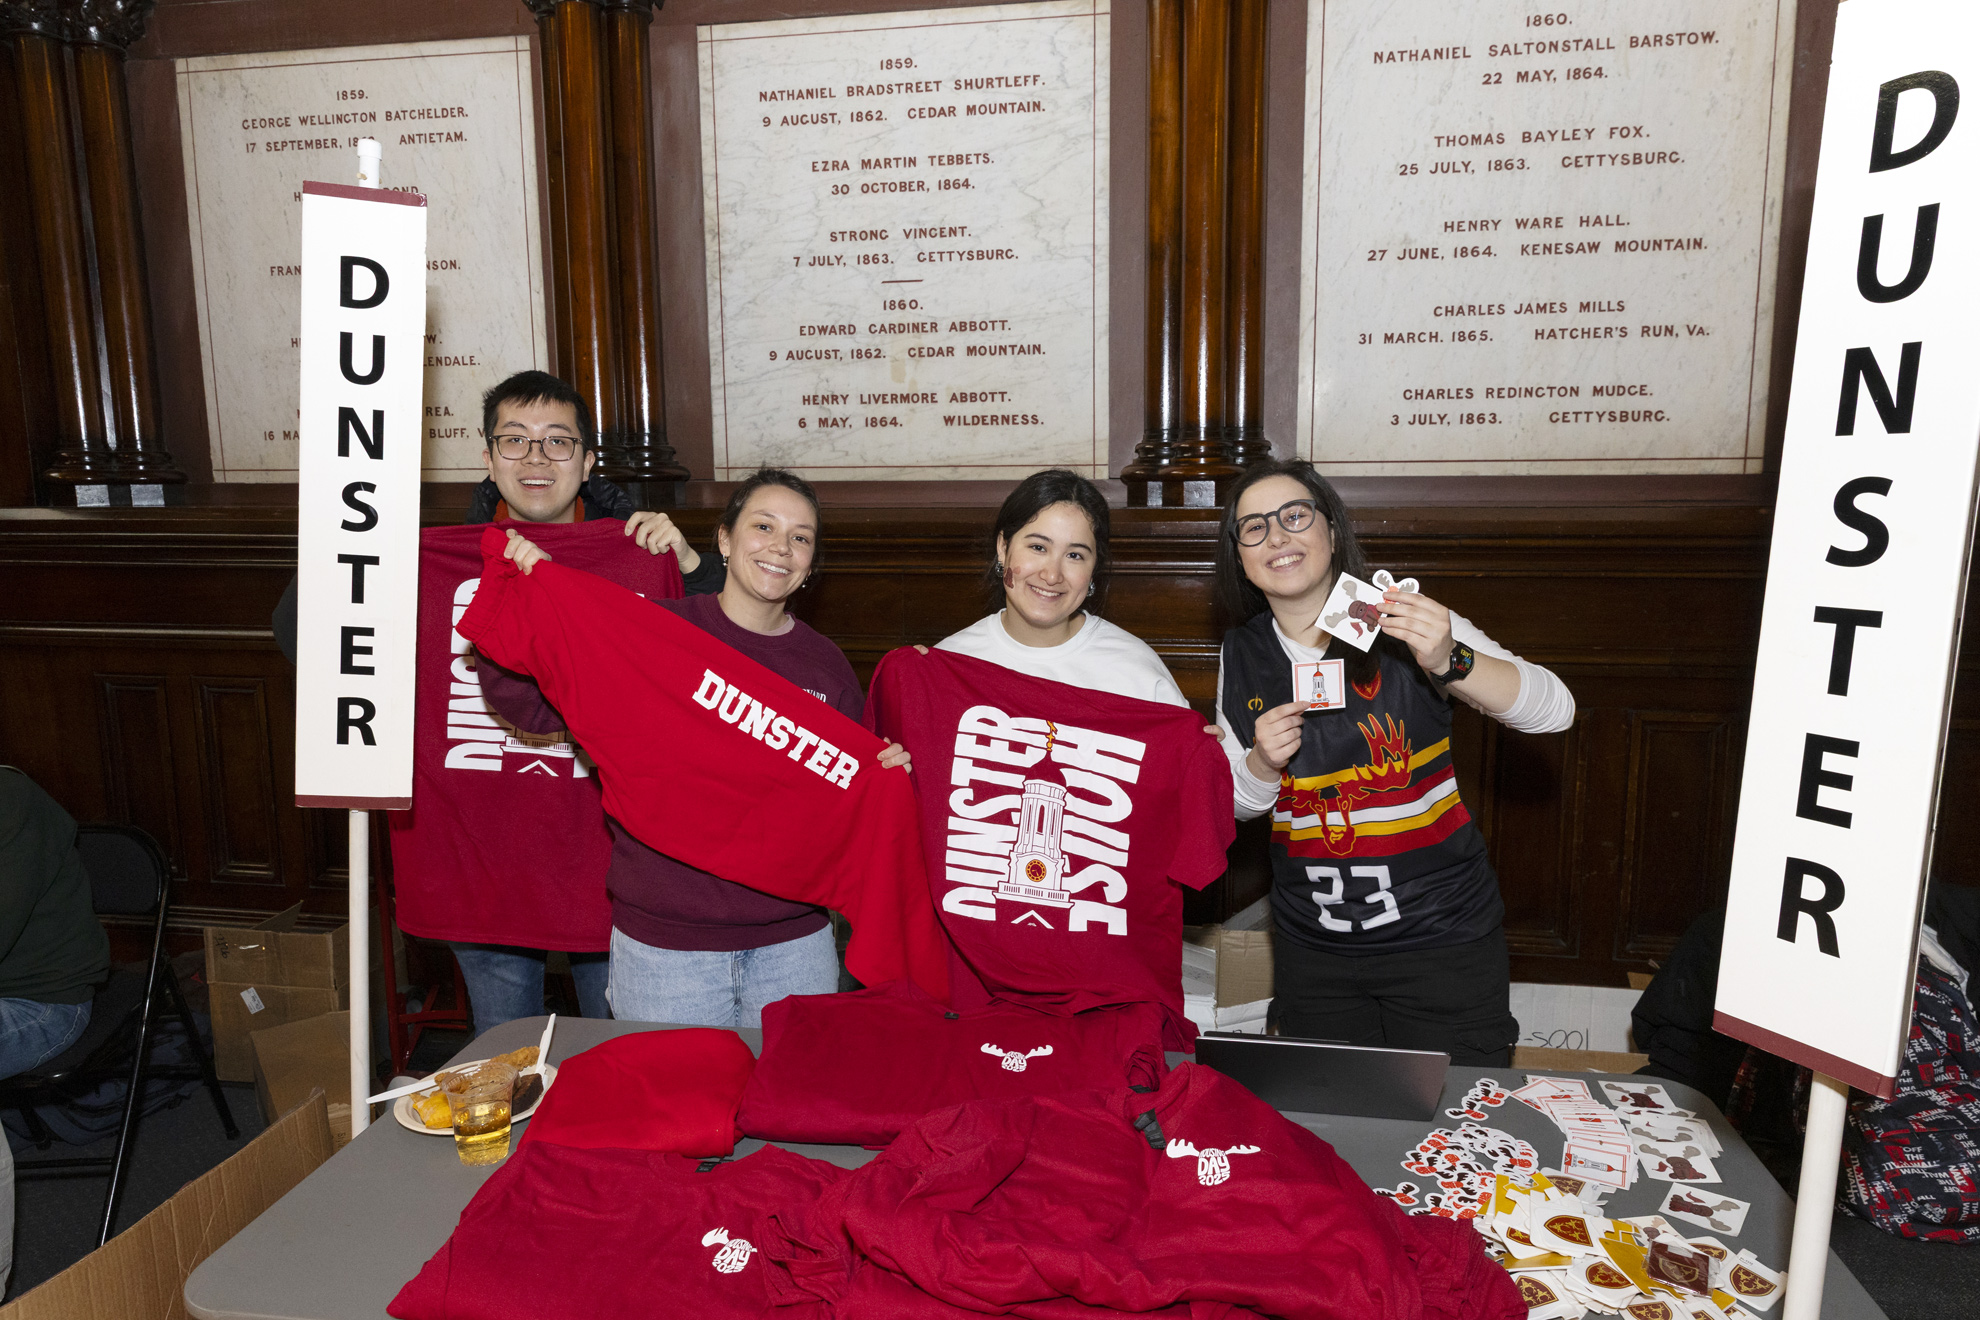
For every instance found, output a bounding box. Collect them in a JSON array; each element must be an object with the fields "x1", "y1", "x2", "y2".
[{"x1": 1193, "y1": 1032, "x2": 1450, "y2": 1121}]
